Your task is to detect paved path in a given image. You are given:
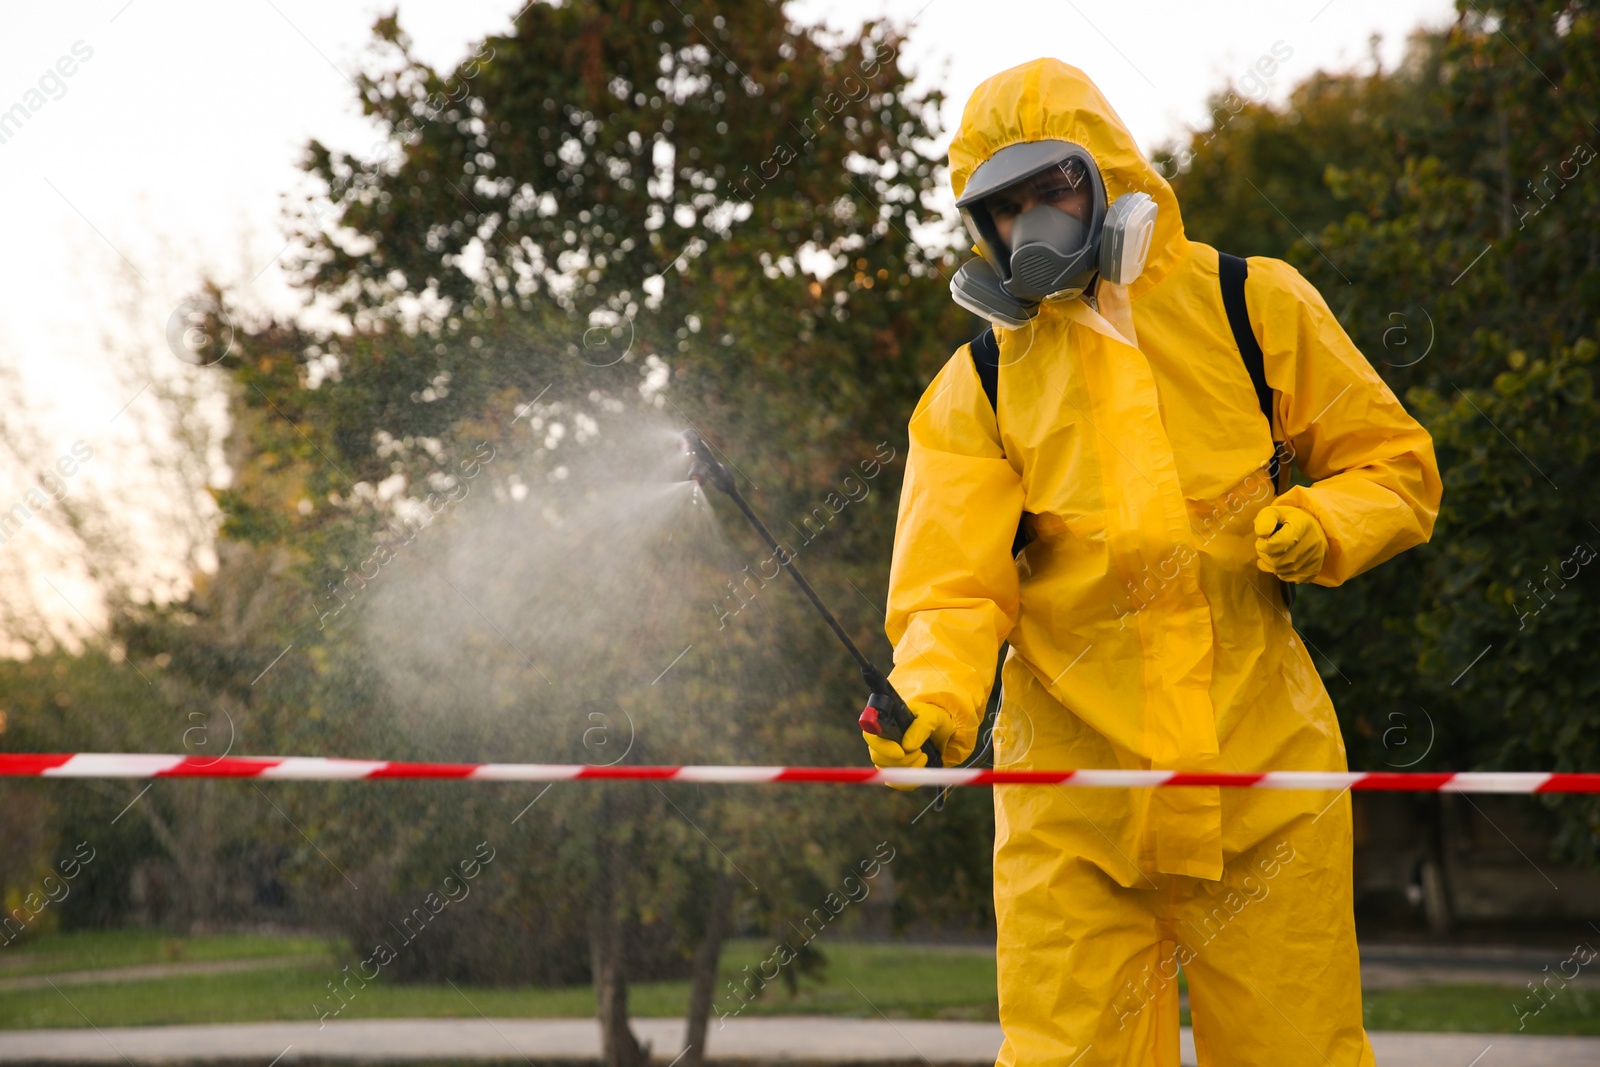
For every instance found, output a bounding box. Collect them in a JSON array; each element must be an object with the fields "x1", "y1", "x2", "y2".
[{"x1": 3, "y1": 1017, "x2": 1598, "y2": 1066}]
